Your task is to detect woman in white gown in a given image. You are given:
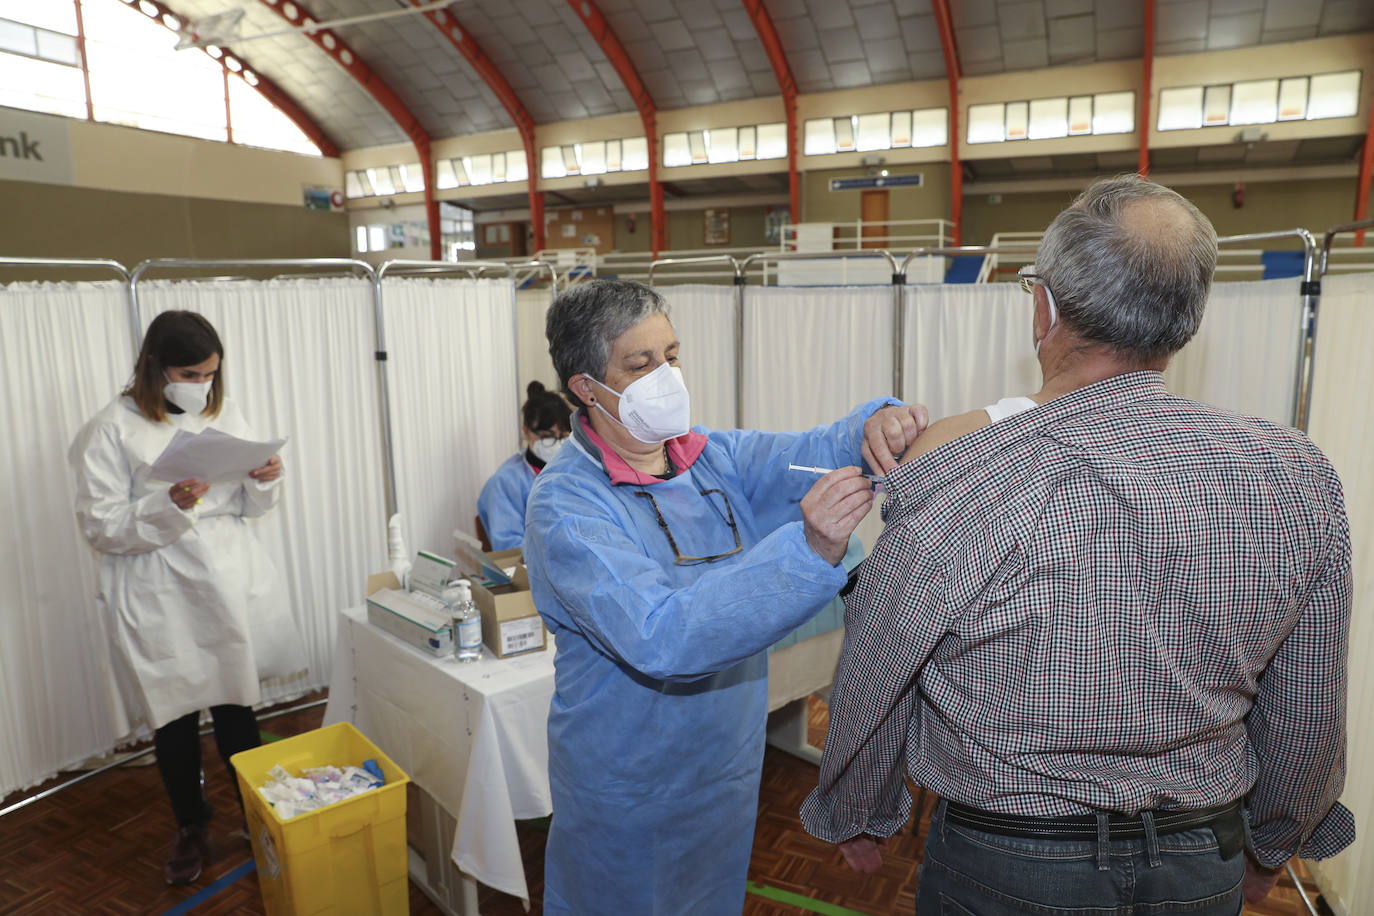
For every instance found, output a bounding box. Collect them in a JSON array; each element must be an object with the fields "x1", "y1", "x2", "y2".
[{"x1": 69, "y1": 310, "x2": 305, "y2": 886}]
